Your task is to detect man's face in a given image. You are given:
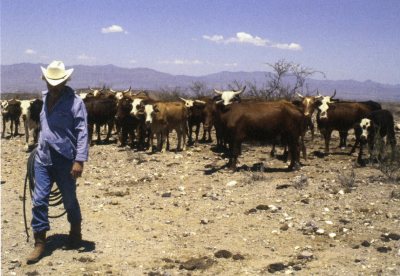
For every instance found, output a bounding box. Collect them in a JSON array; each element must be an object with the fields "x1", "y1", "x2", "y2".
[{"x1": 44, "y1": 78, "x2": 67, "y2": 92}]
